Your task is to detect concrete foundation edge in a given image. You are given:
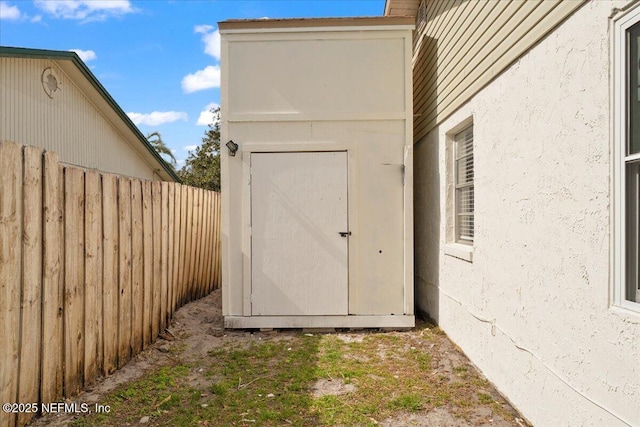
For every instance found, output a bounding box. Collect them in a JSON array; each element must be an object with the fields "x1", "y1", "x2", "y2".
[{"x1": 224, "y1": 315, "x2": 416, "y2": 329}]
